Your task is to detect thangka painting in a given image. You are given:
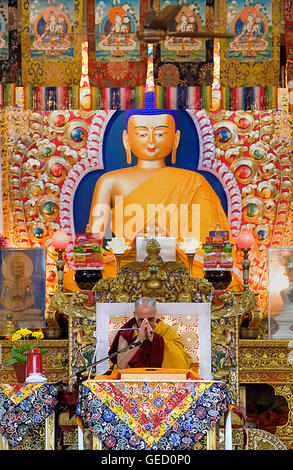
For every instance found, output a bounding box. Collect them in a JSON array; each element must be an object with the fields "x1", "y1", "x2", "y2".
[
  {"x1": 153, "y1": 0, "x2": 214, "y2": 108},
  {"x1": 95, "y1": 0, "x2": 140, "y2": 62},
  {"x1": 159, "y1": 0, "x2": 207, "y2": 63},
  {"x1": 29, "y1": 1, "x2": 75, "y2": 62},
  {"x1": 20, "y1": 0, "x2": 83, "y2": 87},
  {"x1": 0, "y1": 248, "x2": 46, "y2": 330},
  {"x1": 227, "y1": 0, "x2": 272, "y2": 62},
  {"x1": 87, "y1": 0, "x2": 148, "y2": 88},
  {"x1": 219, "y1": 0, "x2": 281, "y2": 88},
  {"x1": 0, "y1": 0, "x2": 8, "y2": 61}
]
